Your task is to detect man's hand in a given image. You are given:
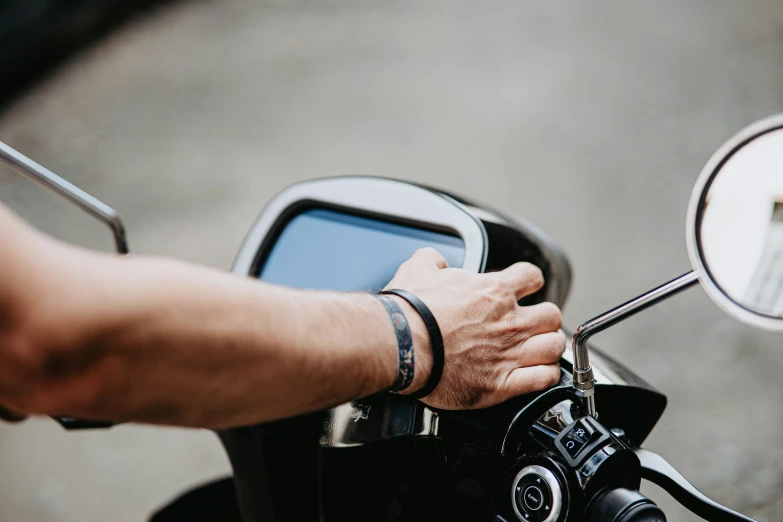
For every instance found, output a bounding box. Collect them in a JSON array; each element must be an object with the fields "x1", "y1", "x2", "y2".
[{"x1": 385, "y1": 248, "x2": 565, "y2": 410}]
